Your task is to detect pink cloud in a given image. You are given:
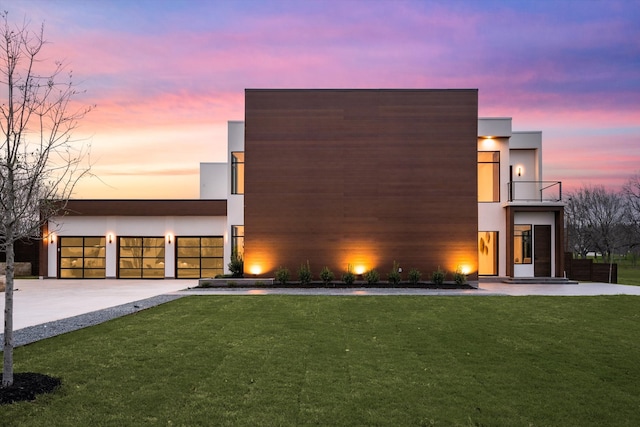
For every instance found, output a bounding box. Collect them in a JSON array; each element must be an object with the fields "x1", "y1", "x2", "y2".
[{"x1": 5, "y1": 0, "x2": 638, "y2": 198}]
